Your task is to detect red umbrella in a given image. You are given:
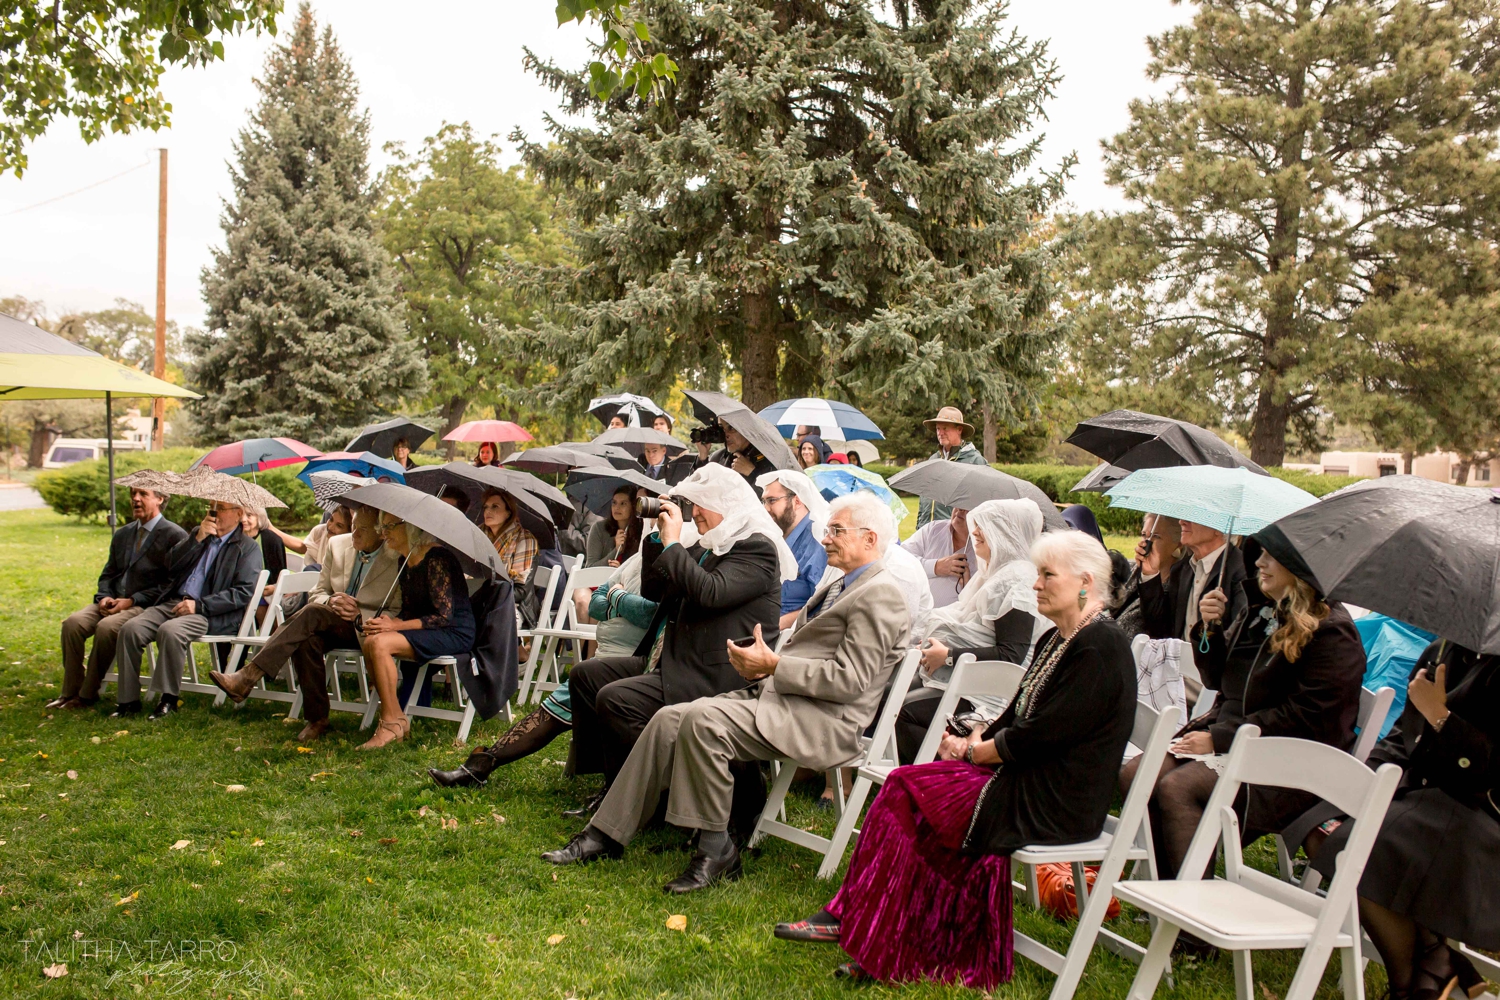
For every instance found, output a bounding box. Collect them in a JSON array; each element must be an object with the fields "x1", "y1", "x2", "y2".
[
  {"x1": 444, "y1": 420, "x2": 533, "y2": 444},
  {"x1": 190, "y1": 437, "x2": 321, "y2": 475}
]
